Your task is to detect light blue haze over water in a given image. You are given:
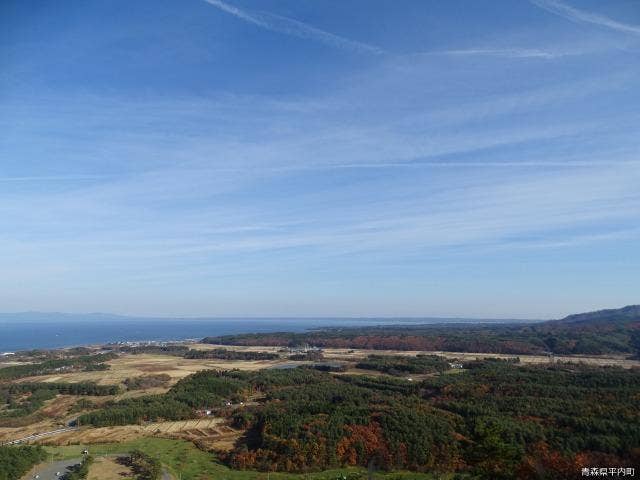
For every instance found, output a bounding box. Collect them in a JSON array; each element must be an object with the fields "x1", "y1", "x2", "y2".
[{"x1": 0, "y1": 314, "x2": 530, "y2": 352}]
